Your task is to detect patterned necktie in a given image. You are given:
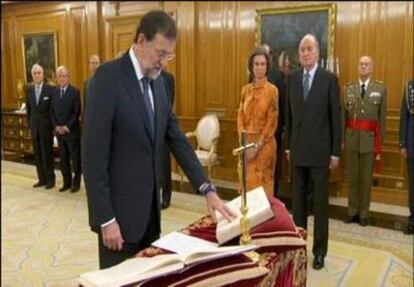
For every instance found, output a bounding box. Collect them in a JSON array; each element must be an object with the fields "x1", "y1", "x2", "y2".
[
  {"x1": 141, "y1": 77, "x2": 155, "y2": 138},
  {"x1": 303, "y1": 72, "x2": 310, "y2": 101},
  {"x1": 60, "y1": 88, "x2": 64, "y2": 99},
  {"x1": 35, "y1": 85, "x2": 41, "y2": 105},
  {"x1": 361, "y1": 83, "x2": 366, "y2": 99}
]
